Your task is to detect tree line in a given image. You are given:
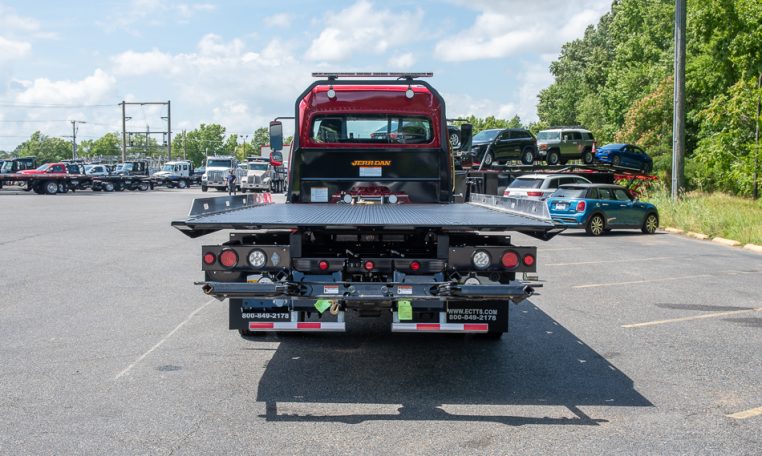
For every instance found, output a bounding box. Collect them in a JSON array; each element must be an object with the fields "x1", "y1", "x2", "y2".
[
  {"x1": 0, "y1": 125, "x2": 274, "y2": 167},
  {"x1": 536, "y1": 0, "x2": 761, "y2": 196}
]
